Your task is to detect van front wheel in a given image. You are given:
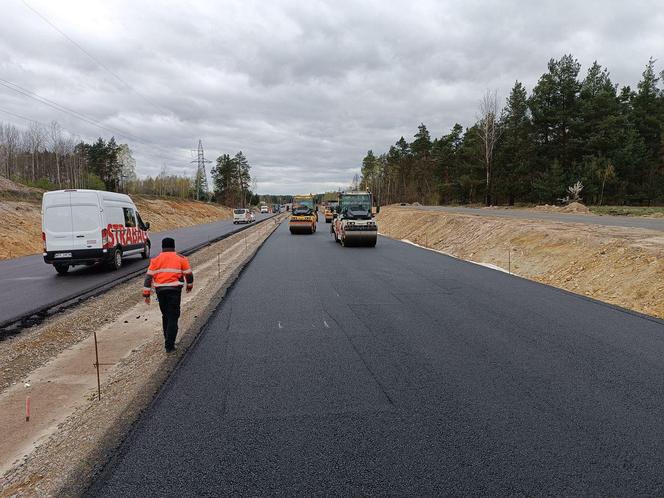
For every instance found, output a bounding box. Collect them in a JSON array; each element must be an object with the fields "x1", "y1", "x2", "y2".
[
  {"x1": 141, "y1": 242, "x2": 150, "y2": 259},
  {"x1": 108, "y1": 248, "x2": 122, "y2": 271},
  {"x1": 54, "y1": 264, "x2": 69, "y2": 275}
]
